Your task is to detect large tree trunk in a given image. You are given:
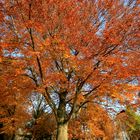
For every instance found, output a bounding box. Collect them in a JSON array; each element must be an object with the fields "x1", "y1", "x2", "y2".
[
  {"x1": 56, "y1": 123, "x2": 68, "y2": 140},
  {"x1": 56, "y1": 91, "x2": 68, "y2": 140}
]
